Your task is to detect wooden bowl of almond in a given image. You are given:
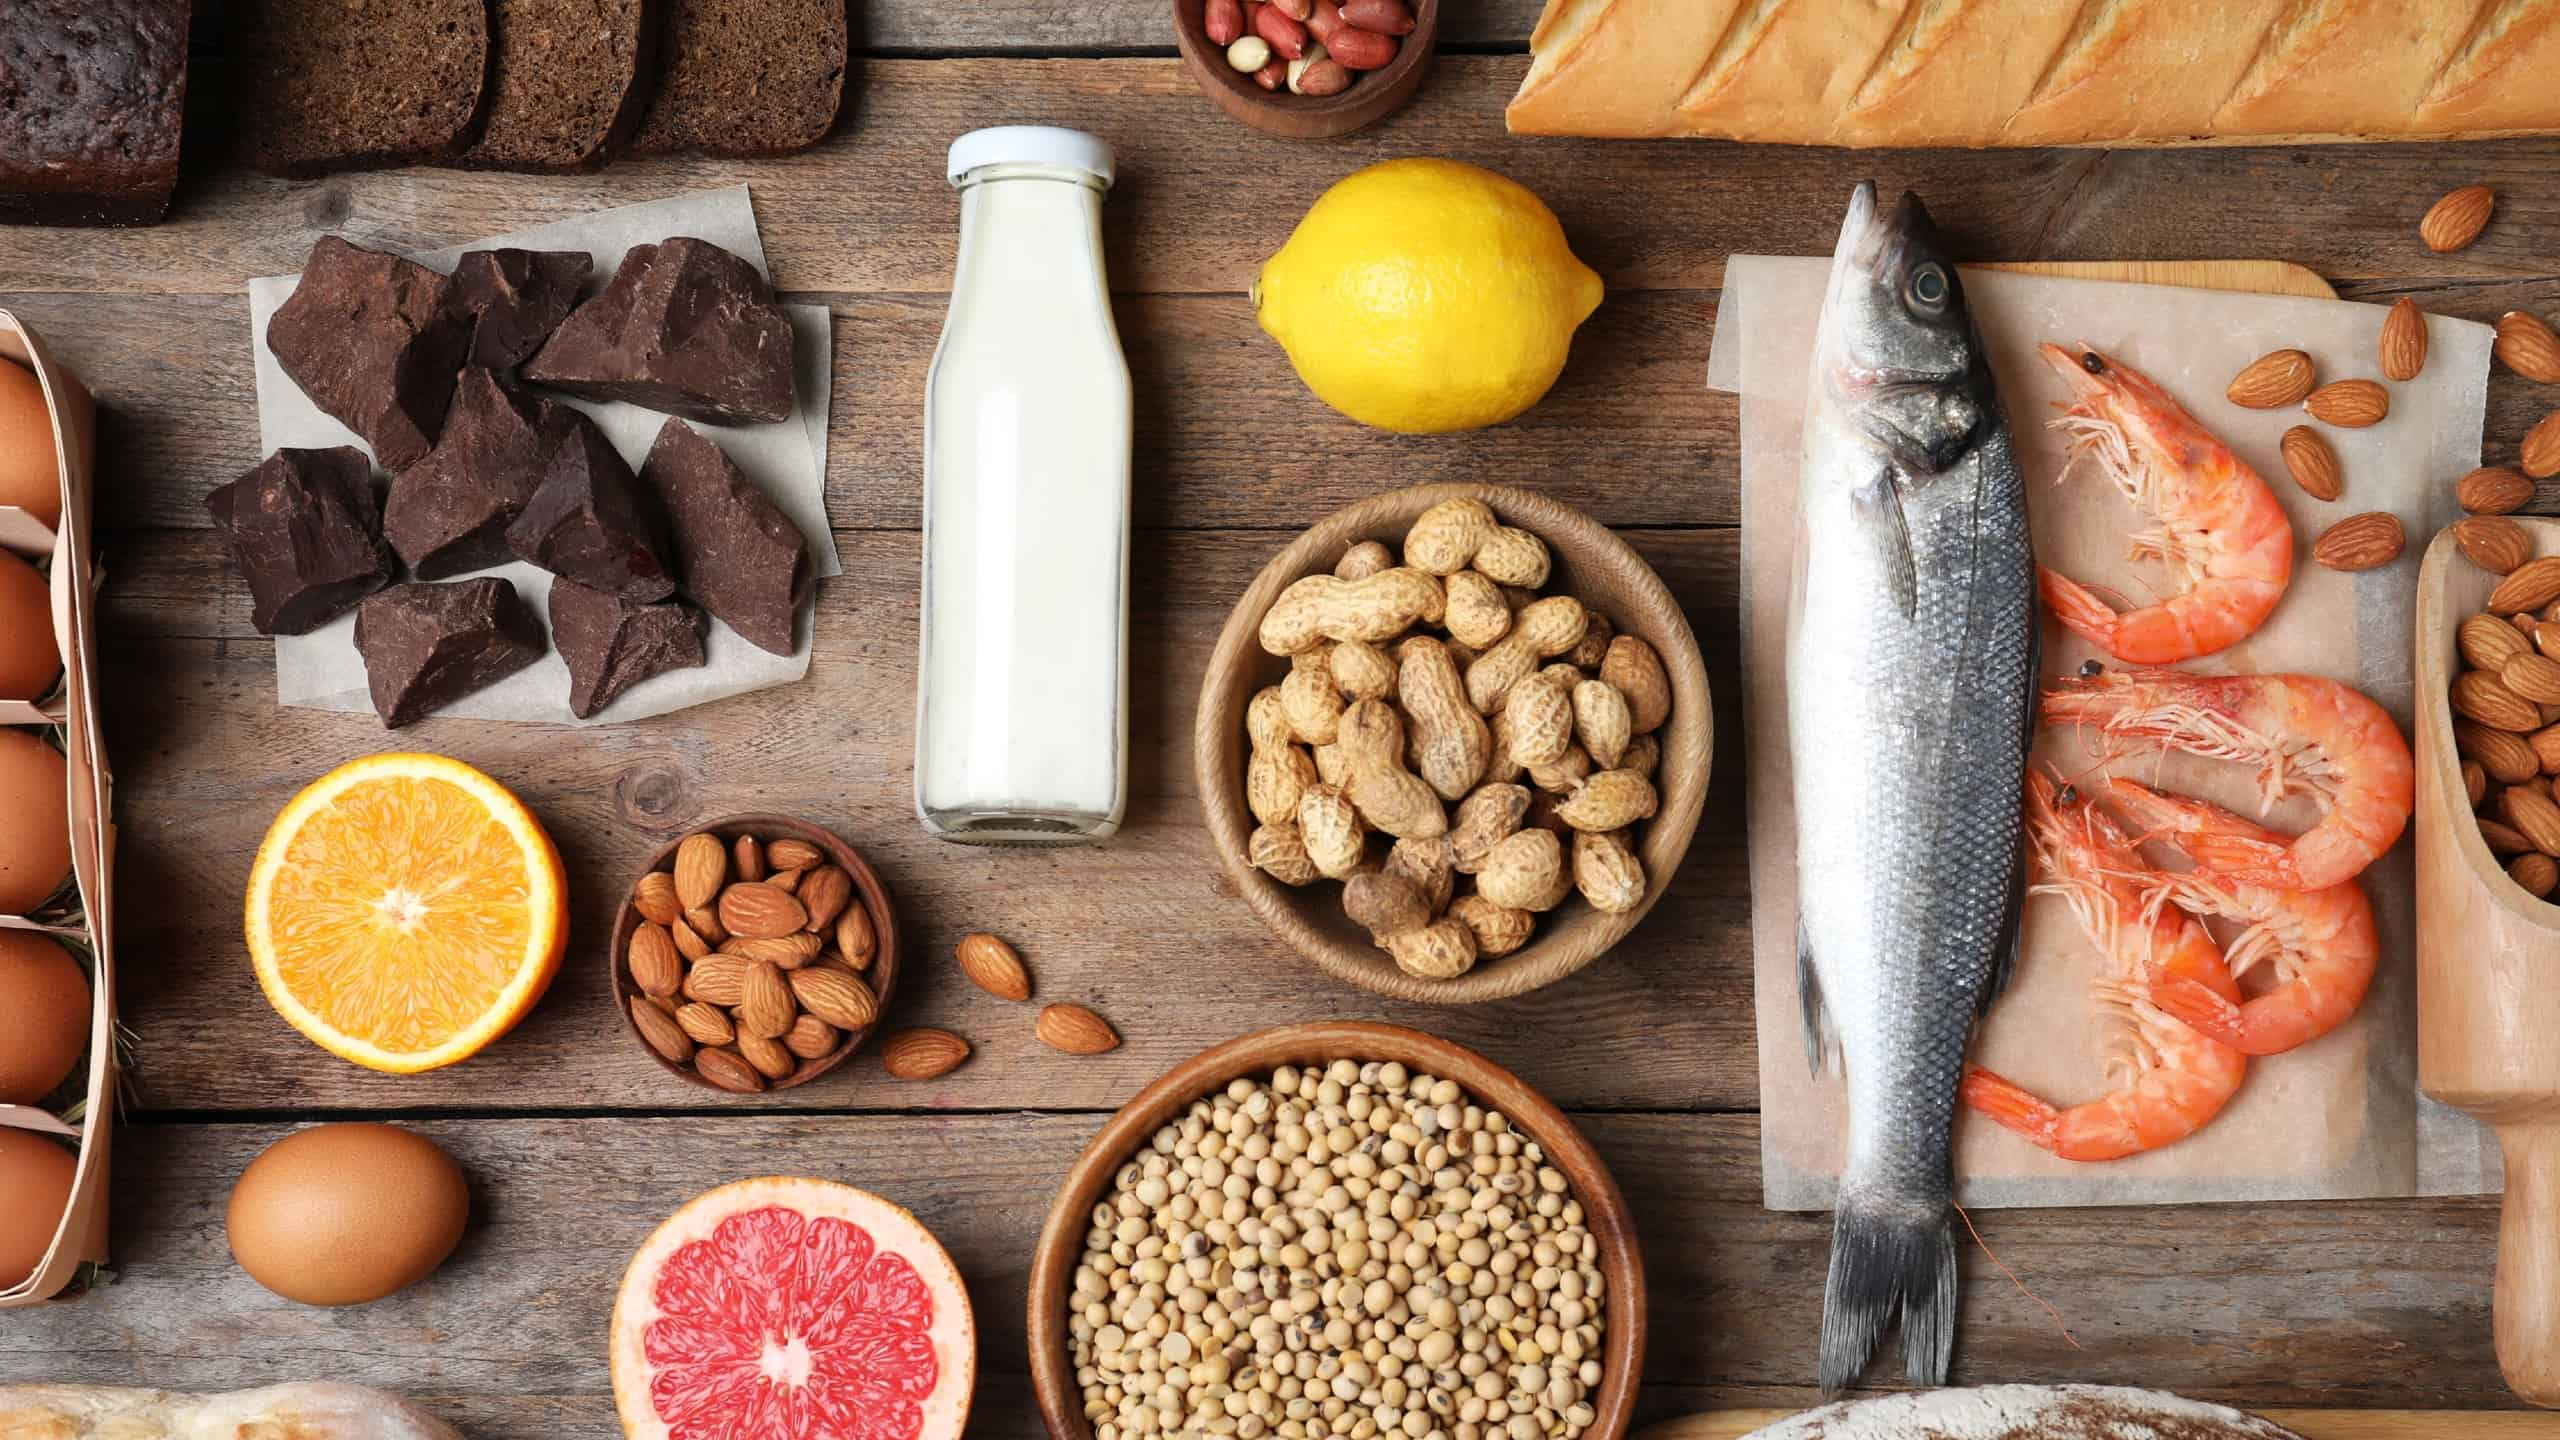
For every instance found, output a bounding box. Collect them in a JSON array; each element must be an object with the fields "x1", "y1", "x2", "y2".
[
  {"x1": 613, "y1": 816, "x2": 899, "y2": 1093},
  {"x1": 1195, "y1": 484, "x2": 1711, "y2": 1004}
]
